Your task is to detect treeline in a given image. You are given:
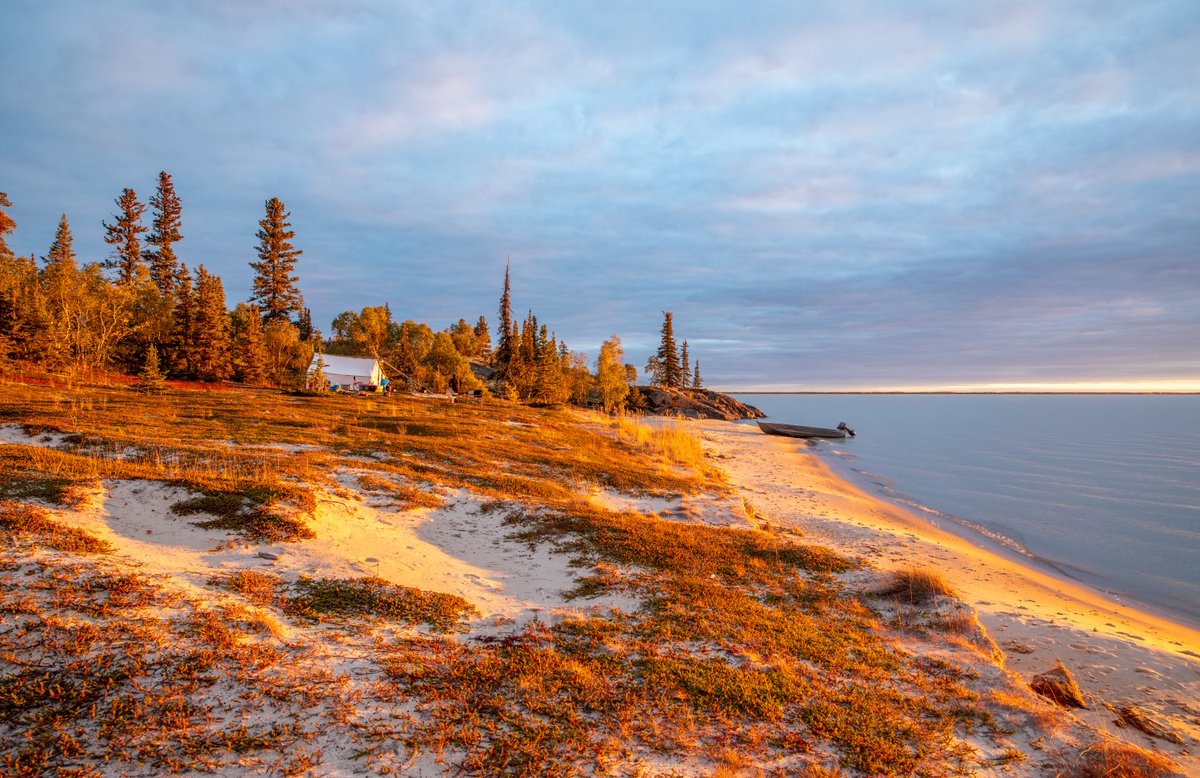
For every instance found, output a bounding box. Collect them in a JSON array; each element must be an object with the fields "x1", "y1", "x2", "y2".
[
  {"x1": 0, "y1": 177, "x2": 317, "y2": 385},
  {"x1": 0, "y1": 181, "x2": 704, "y2": 411}
]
